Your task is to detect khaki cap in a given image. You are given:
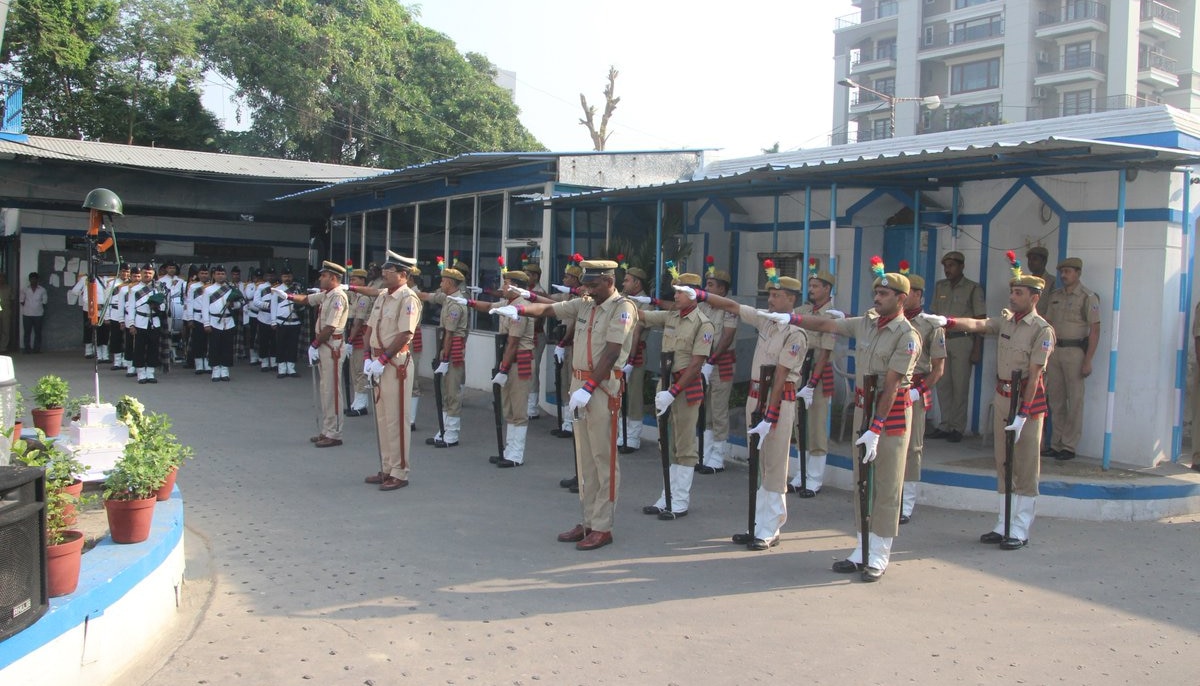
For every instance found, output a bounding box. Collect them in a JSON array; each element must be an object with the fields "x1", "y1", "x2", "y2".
[
  {"x1": 441, "y1": 268, "x2": 465, "y2": 282},
  {"x1": 673, "y1": 273, "x2": 702, "y2": 287},
  {"x1": 771, "y1": 276, "x2": 804, "y2": 293},
  {"x1": 504, "y1": 270, "x2": 530, "y2": 284},
  {"x1": 580, "y1": 259, "x2": 618, "y2": 281},
  {"x1": 1027, "y1": 246, "x2": 1049, "y2": 258},
  {"x1": 350, "y1": 268, "x2": 368, "y2": 279},
  {"x1": 908, "y1": 274, "x2": 926, "y2": 291},
  {"x1": 564, "y1": 264, "x2": 583, "y2": 277},
  {"x1": 320, "y1": 261, "x2": 346, "y2": 276},
  {"x1": 1057, "y1": 257, "x2": 1083, "y2": 270},
  {"x1": 810, "y1": 270, "x2": 836, "y2": 287},
  {"x1": 1011, "y1": 274, "x2": 1046, "y2": 291},
  {"x1": 874, "y1": 273, "x2": 911, "y2": 295},
  {"x1": 941, "y1": 251, "x2": 965, "y2": 264},
  {"x1": 625, "y1": 267, "x2": 649, "y2": 282},
  {"x1": 707, "y1": 269, "x2": 732, "y2": 285}
]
